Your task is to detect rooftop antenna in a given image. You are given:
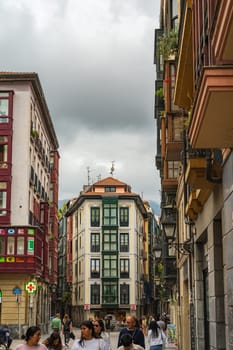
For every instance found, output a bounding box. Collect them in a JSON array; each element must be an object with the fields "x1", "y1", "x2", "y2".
[
  {"x1": 87, "y1": 166, "x2": 91, "y2": 186},
  {"x1": 110, "y1": 161, "x2": 115, "y2": 176}
]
